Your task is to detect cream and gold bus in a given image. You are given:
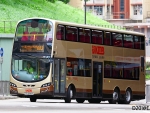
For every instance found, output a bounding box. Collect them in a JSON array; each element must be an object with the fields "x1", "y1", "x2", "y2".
[{"x1": 10, "y1": 17, "x2": 145, "y2": 104}]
